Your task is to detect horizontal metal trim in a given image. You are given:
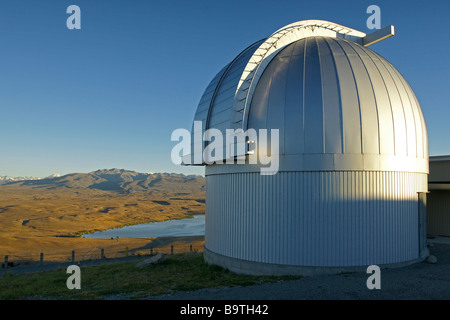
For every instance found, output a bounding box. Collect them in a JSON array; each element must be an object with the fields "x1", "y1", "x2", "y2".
[
  {"x1": 203, "y1": 154, "x2": 428, "y2": 175},
  {"x1": 430, "y1": 156, "x2": 450, "y2": 162},
  {"x1": 204, "y1": 246, "x2": 425, "y2": 276},
  {"x1": 428, "y1": 183, "x2": 450, "y2": 191}
]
